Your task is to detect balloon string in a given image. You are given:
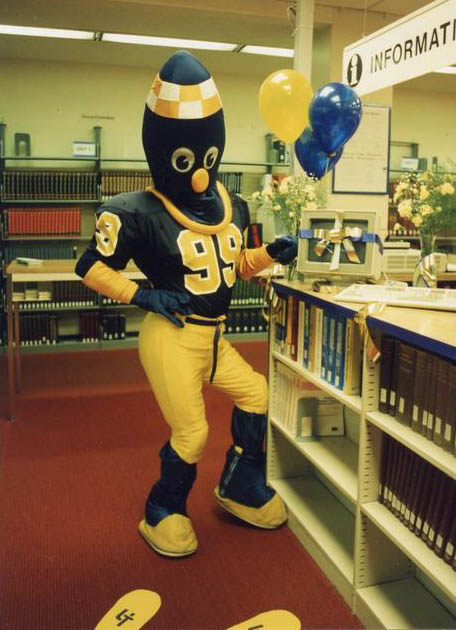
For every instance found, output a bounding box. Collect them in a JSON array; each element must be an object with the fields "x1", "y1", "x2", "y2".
[{"x1": 324, "y1": 157, "x2": 330, "y2": 178}]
